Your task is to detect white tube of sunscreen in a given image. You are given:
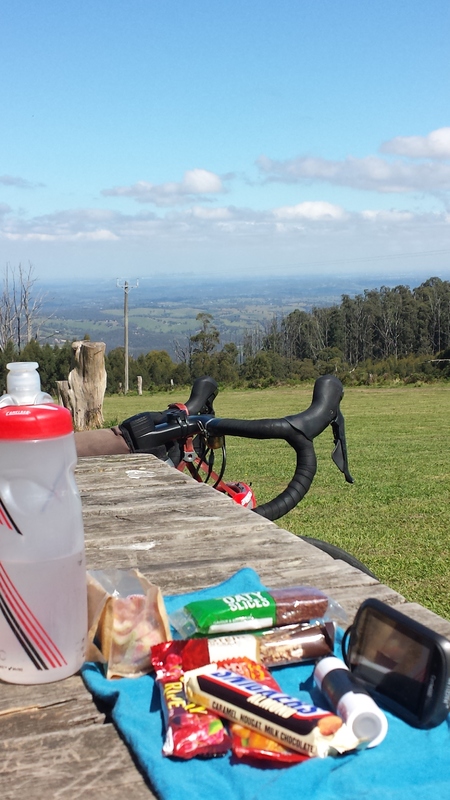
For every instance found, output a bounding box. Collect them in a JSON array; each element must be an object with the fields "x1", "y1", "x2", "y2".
[{"x1": 314, "y1": 656, "x2": 388, "y2": 748}]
